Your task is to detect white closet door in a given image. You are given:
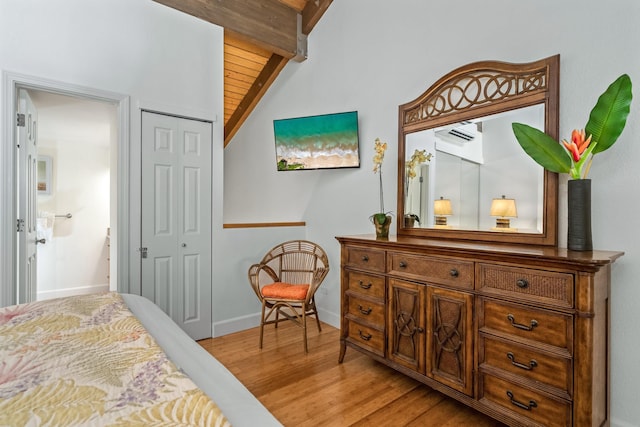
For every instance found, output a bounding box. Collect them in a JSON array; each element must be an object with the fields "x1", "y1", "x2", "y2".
[{"x1": 141, "y1": 111, "x2": 212, "y2": 340}]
